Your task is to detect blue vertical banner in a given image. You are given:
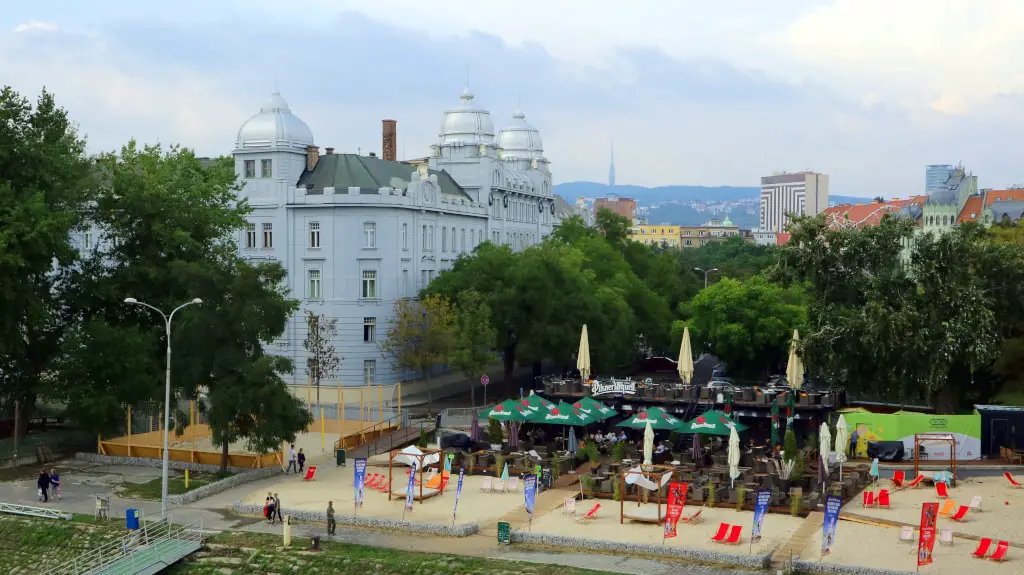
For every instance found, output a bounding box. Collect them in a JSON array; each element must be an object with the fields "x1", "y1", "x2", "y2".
[
  {"x1": 523, "y1": 473, "x2": 537, "y2": 520},
  {"x1": 353, "y1": 458, "x2": 367, "y2": 509},
  {"x1": 405, "y1": 461, "x2": 418, "y2": 510},
  {"x1": 751, "y1": 490, "x2": 771, "y2": 544},
  {"x1": 452, "y1": 468, "x2": 465, "y2": 525},
  {"x1": 821, "y1": 494, "x2": 842, "y2": 557}
]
